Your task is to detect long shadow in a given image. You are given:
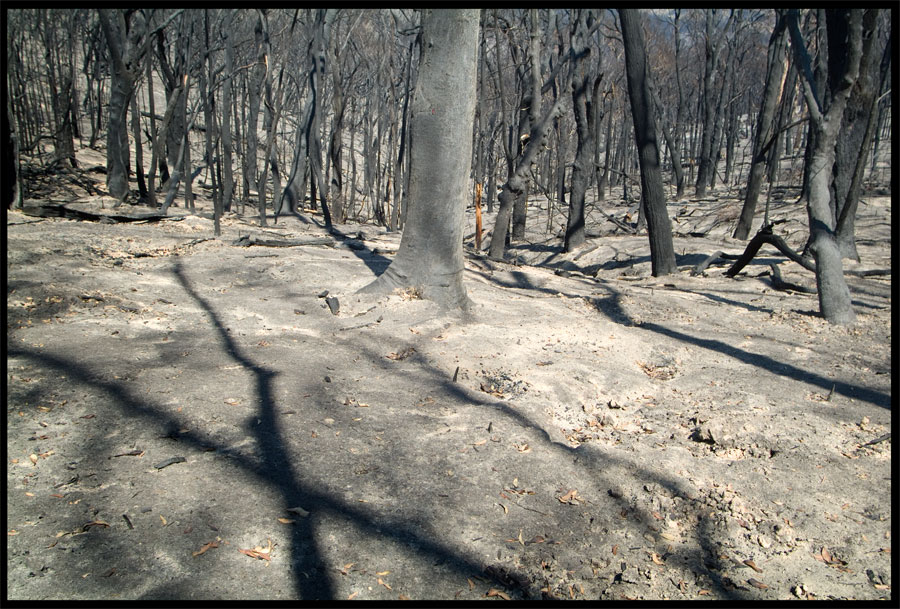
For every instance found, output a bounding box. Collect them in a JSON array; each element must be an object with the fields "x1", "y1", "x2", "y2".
[
  {"x1": 638, "y1": 321, "x2": 890, "y2": 409},
  {"x1": 329, "y1": 226, "x2": 392, "y2": 276},
  {"x1": 168, "y1": 259, "x2": 334, "y2": 599},
  {"x1": 7, "y1": 261, "x2": 532, "y2": 600},
  {"x1": 467, "y1": 267, "x2": 601, "y2": 300},
  {"x1": 475, "y1": 266, "x2": 889, "y2": 409},
  {"x1": 343, "y1": 333, "x2": 751, "y2": 599},
  {"x1": 686, "y1": 290, "x2": 775, "y2": 314}
]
